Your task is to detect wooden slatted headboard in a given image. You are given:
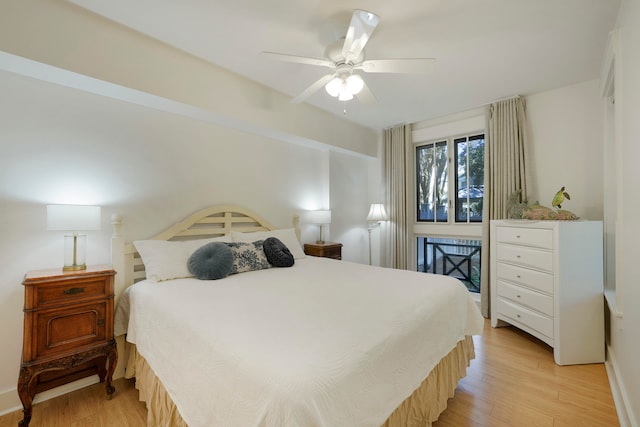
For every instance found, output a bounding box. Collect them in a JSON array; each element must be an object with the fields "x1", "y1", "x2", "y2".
[{"x1": 111, "y1": 205, "x2": 299, "y2": 295}]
